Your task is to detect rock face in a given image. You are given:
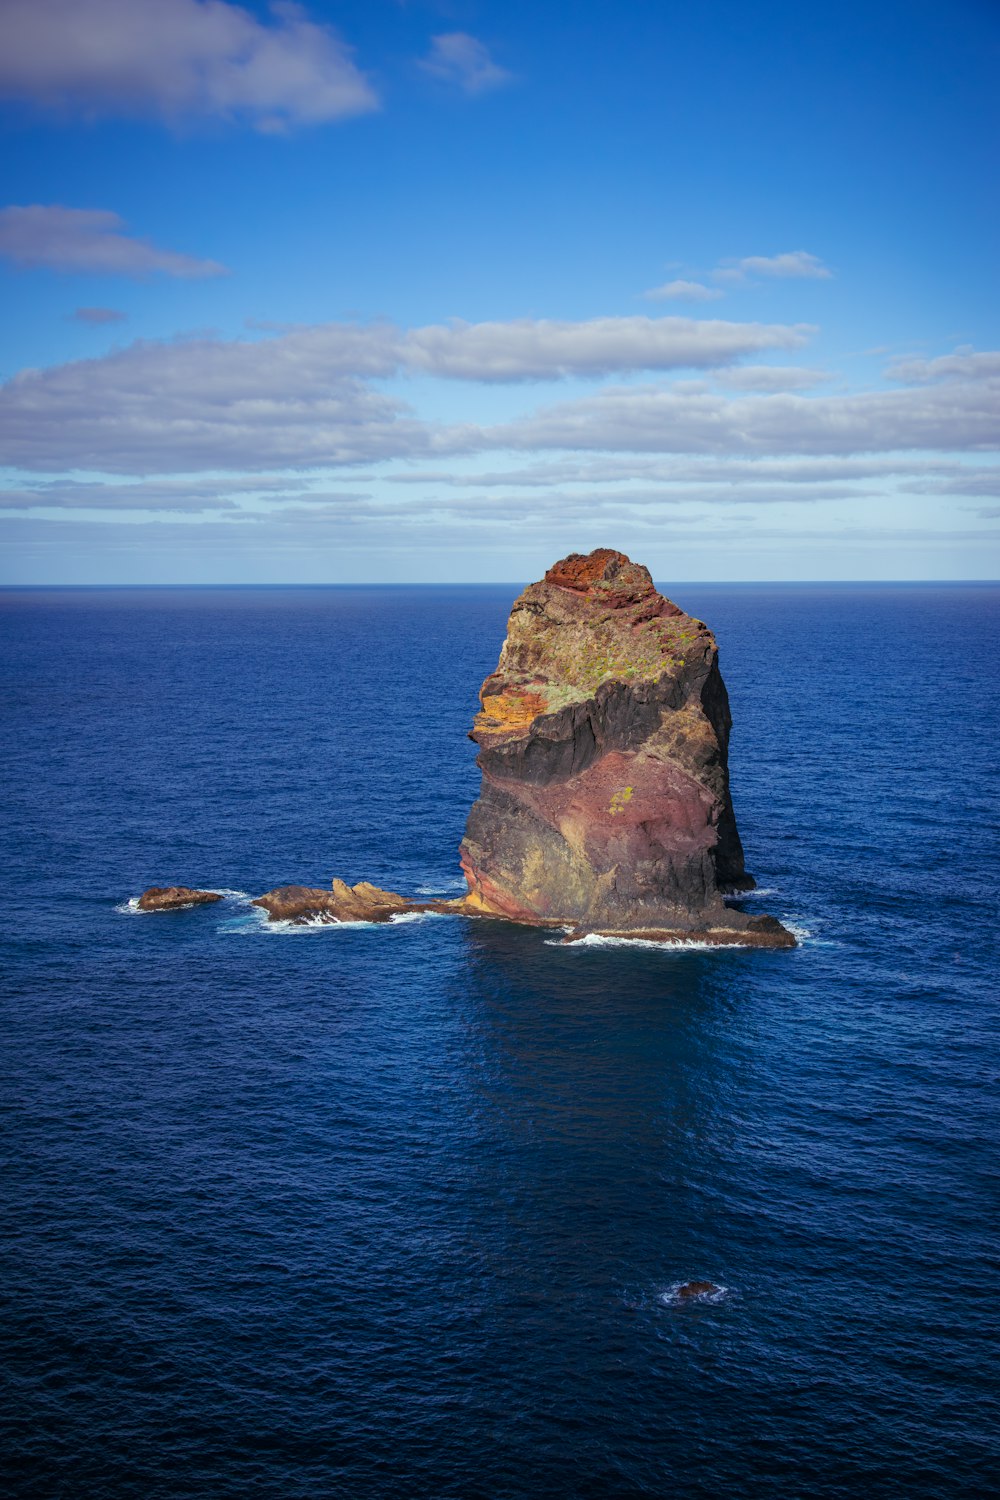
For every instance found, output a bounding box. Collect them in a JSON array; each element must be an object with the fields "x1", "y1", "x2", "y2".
[
  {"x1": 137, "y1": 886, "x2": 222, "y2": 911},
  {"x1": 459, "y1": 548, "x2": 794, "y2": 946},
  {"x1": 253, "y1": 880, "x2": 426, "y2": 925}
]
